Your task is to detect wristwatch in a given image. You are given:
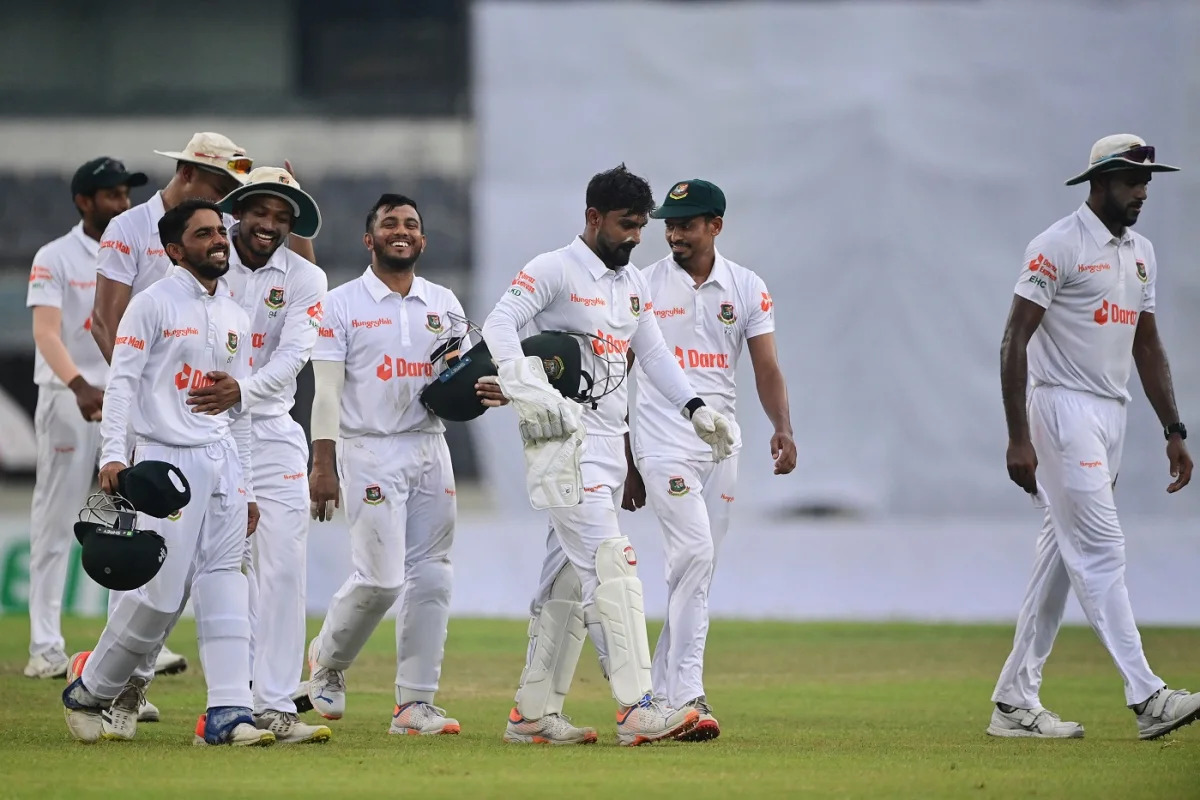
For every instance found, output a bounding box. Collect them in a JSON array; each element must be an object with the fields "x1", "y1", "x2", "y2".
[{"x1": 1164, "y1": 422, "x2": 1187, "y2": 440}]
